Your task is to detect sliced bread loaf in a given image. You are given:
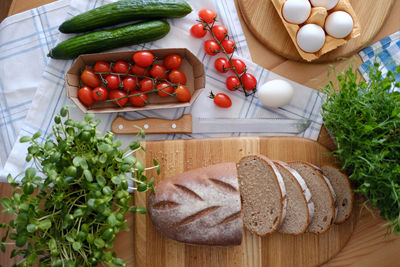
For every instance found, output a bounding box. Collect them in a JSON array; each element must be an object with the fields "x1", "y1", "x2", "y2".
[
  {"x1": 288, "y1": 161, "x2": 336, "y2": 234},
  {"x1": 147, "y1": 163, "x2": 242, "y2": 246},
  {"x1": 237, "y1": 155, "x2": 287, "y2": 236},
  {"x1": 274, "y1": 161, "x2": 314, "y2": 234},
  {"x1": 321, "y1": 165, "x2": 353, "y2": 224}
]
